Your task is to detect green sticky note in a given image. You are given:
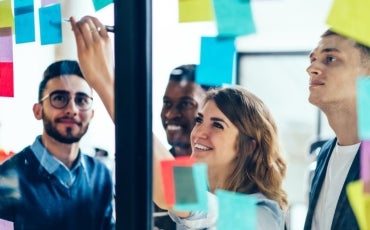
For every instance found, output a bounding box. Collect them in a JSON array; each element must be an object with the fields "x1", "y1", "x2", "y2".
[
  {"x1": 357, "y1": 77, "x2": 370, "y2": 139},
  {"x1": 326, "y1": 0, "x2": 370, "y2": 47},
  {"x1": 213, "y1": 0, "x2": 256, "y2": 37},
  {"x1": 173, "y1": 163, "x2": 208, "y2": 211},
  {"x1": 0, "y1": 0, "x2": 13, "y2": 28},
  {"x1": 216, "y1": 189, "x2": 257, "y2": 230},
  {"x1": 92, "y1": 0, "x2": 113, "y2": 12},
  {"x1": 179, "y1": 0, "x2": 214, "y2": 22}
]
